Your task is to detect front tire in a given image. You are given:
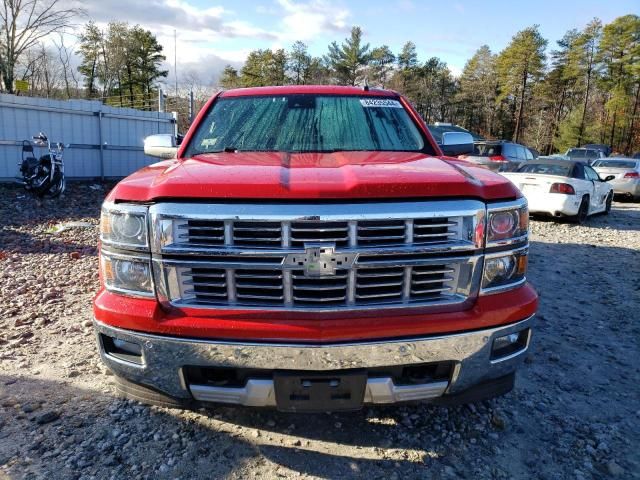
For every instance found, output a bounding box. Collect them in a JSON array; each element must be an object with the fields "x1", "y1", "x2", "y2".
[{"x1": 113, "y1": 375, "x2": 192, "y2": 409}]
